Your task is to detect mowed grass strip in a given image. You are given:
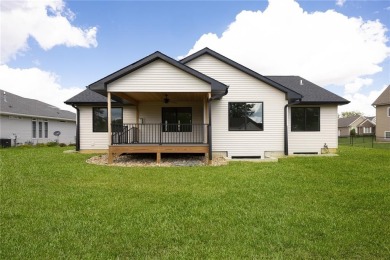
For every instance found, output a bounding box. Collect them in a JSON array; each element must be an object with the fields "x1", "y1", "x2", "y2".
[{"x1": 1, "y1": 146, "x2": 389, "y2": 258}]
